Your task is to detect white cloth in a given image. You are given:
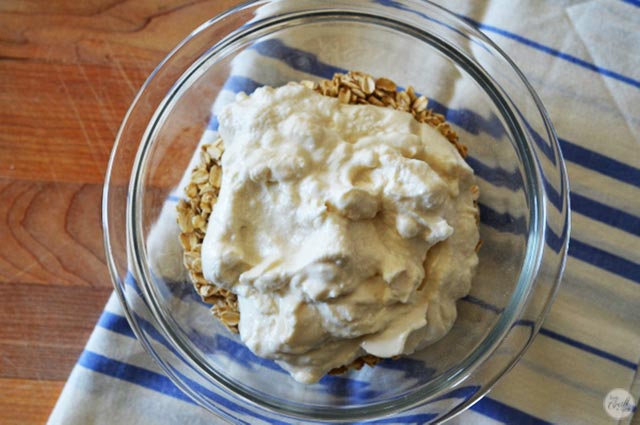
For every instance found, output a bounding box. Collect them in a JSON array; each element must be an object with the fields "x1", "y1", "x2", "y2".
[{"x1": 49, "y1": 1, "x2": 640, "y2": 424}]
